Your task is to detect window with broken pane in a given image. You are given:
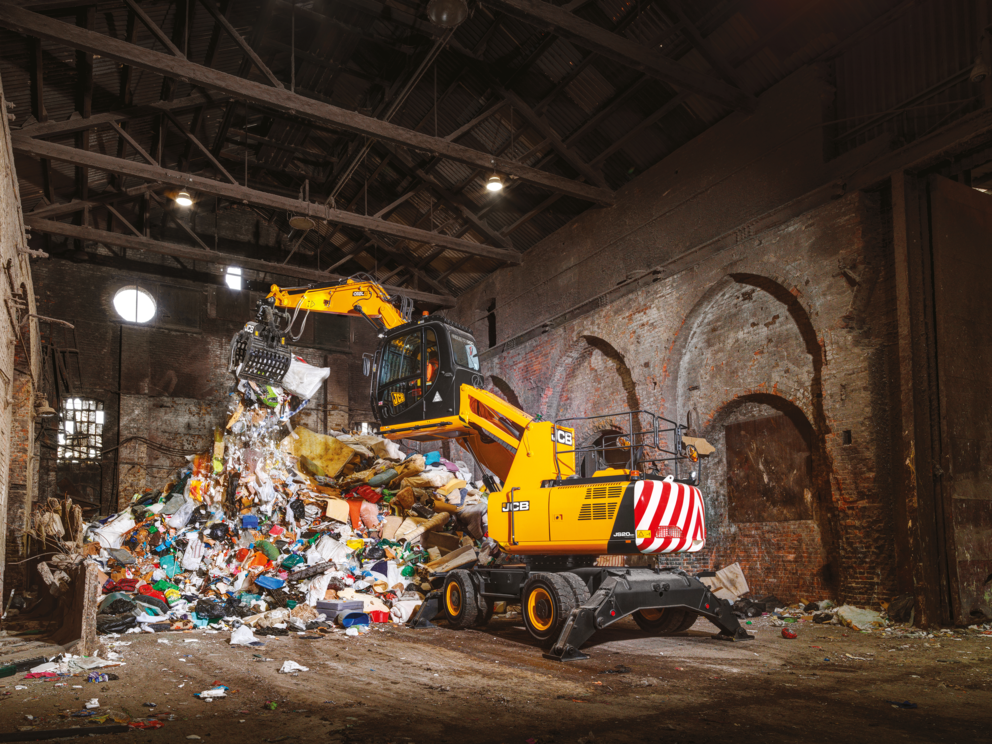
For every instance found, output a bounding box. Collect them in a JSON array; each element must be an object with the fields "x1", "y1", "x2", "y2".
[{"x1": 57, "y1": 398, "x2": 105, "y2": 463}]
